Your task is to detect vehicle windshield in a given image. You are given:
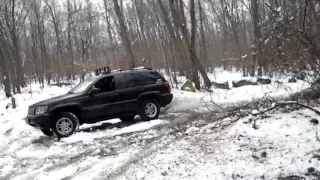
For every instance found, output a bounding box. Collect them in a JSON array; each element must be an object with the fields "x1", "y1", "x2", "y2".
[{"x1": 69, "y1": 77, "x2": 97, "y2": 94}]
